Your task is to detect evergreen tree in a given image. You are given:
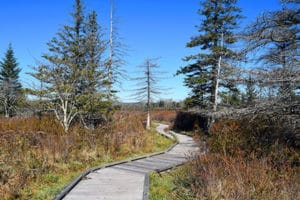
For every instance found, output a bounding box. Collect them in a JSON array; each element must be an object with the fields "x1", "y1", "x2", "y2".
[
  {"x1": 80, "y1": 10, "x2": 108, "y2": 128},
  {"x1": 0, "y1": 43, "x2": 22, "y2": 117},
  {"x1": 32, "y1": 0, "x2": 107, "y2": 132},
  {"x1": 177, "y1": 0, "x2": 242, "y2": 110},
  {"x1": 245, "y1": 75, "x2": 257, "y2": 105}
]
